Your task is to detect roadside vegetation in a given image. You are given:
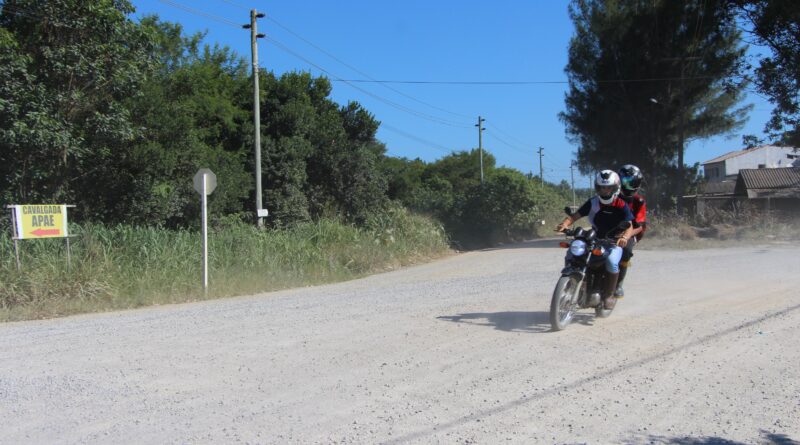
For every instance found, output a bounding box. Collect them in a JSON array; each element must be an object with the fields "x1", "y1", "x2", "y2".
[{"x1": 0, "y1": 207, "x2": 450, "y2": 321}]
